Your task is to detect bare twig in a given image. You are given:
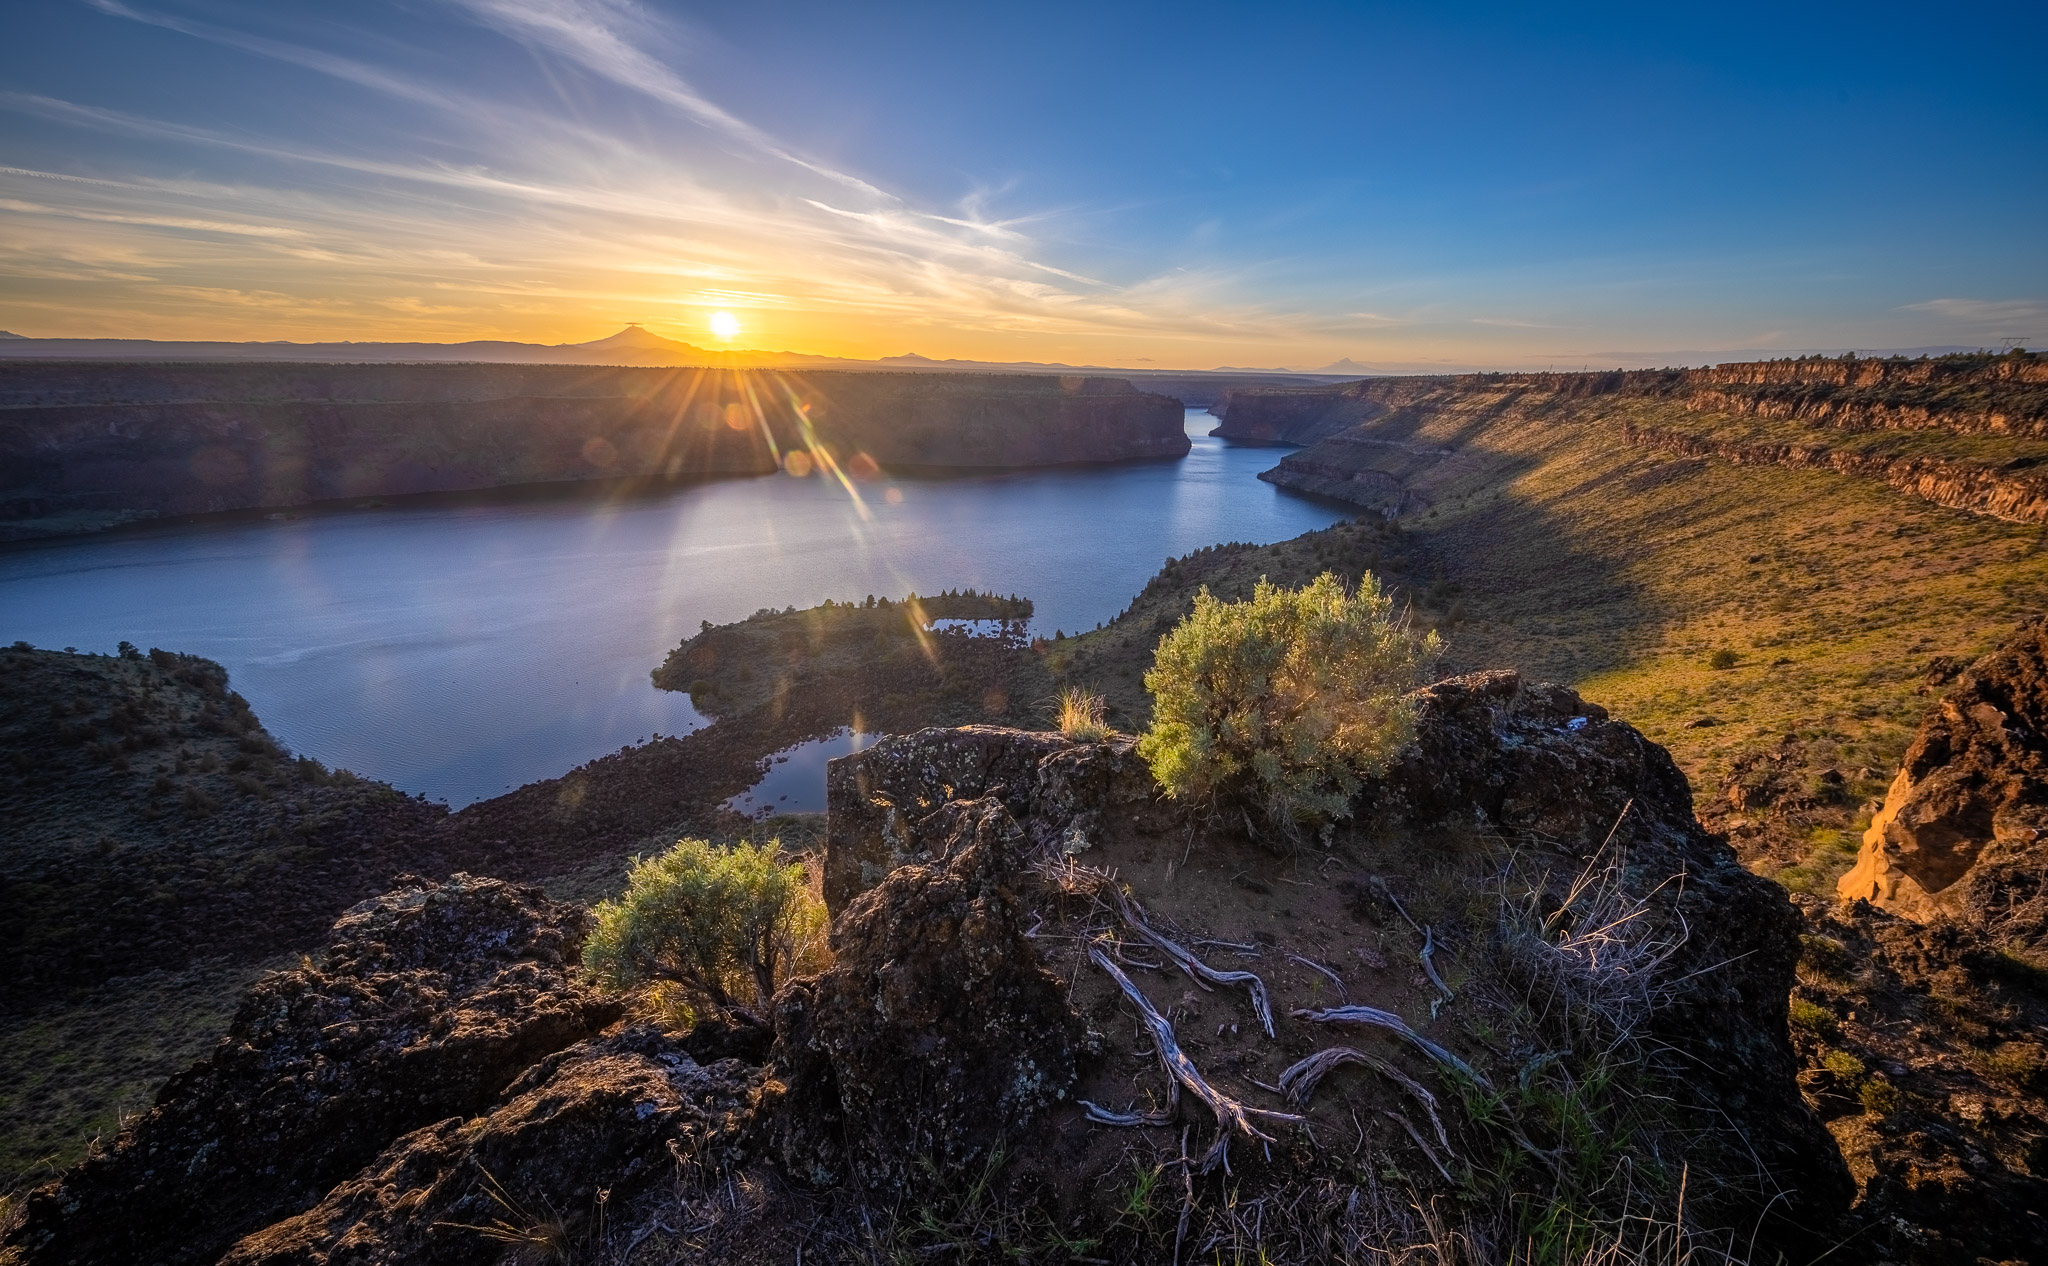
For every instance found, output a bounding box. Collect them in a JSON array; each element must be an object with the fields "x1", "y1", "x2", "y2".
[
  {"x1": 1286, "y1": 953, "x2": 1349, "y2": 1003},
  {"x1": 1420, "y1": 925, "x2": 1455, "y2": 1007},
  {"x1": 1112, "y1": 888, "x2": 1276, "y2": 1037},
  {"x1": 1383, "y1": 1109, "x2": 1454, "y2": 1183},
  {"x1": 1087, "y1": 941, "x2": 1303, "y2": 1173},
  {"x1": 1277, "y1": 1047, "x2": 1451, "y2": 1151},
  {"x1": 1292, "y1": 1006, "x2": 1492, "y2": 1090}
]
